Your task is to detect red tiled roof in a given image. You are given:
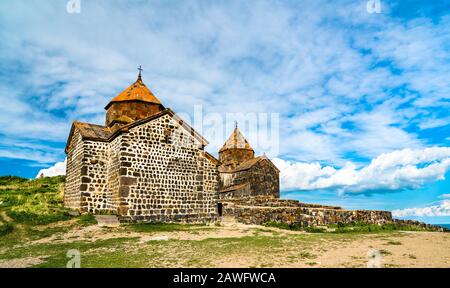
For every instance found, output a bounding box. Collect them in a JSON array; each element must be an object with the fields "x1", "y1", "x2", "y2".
[
  {"x1": 219, "y1": 127, "x2": 253, "y2": 152},
  {"x1": 73, "y1": 122, "x2": 112, "y2": 140},
  {"x1": 105, "y1": 76, "x2": 161, "y2": 109},
  {"x1": 218, "y1": 156, "x2": 280, "y2": 173}
]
